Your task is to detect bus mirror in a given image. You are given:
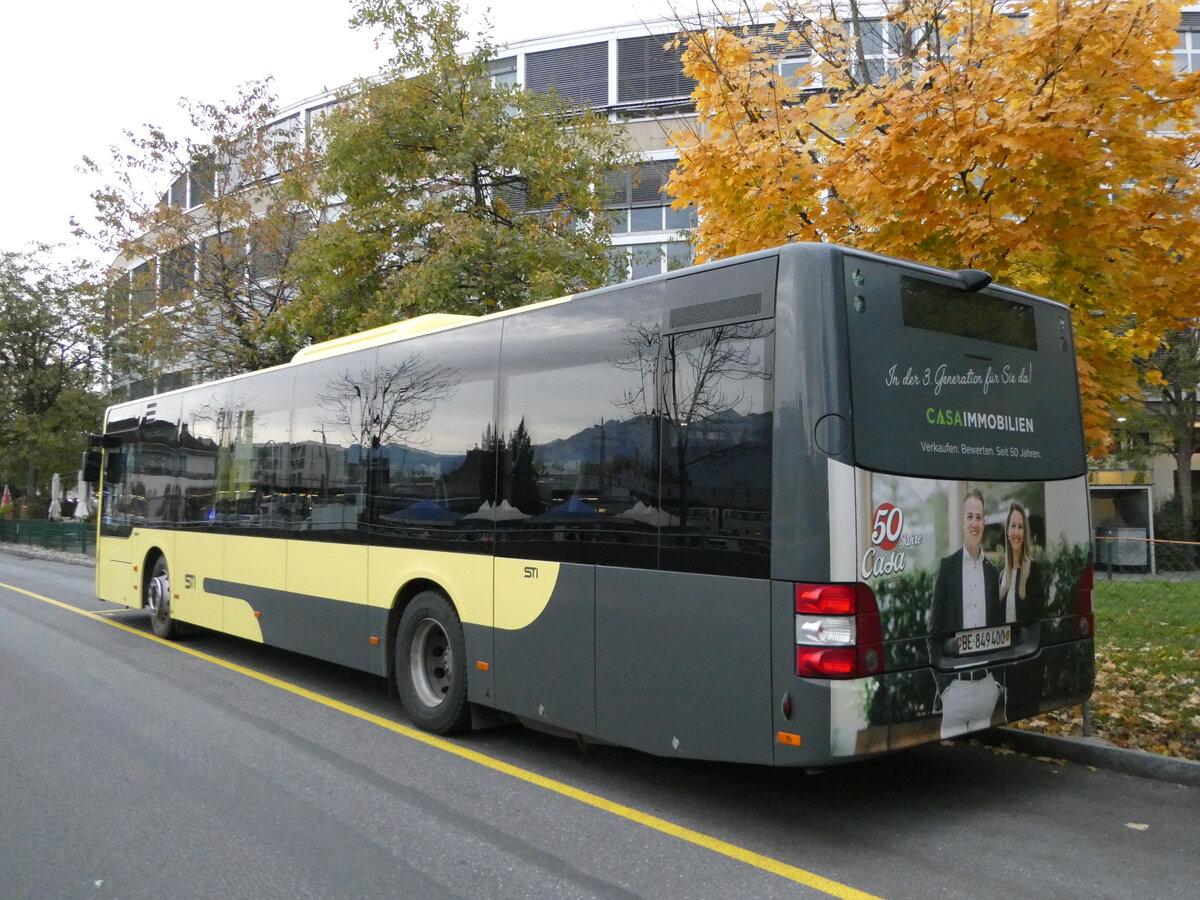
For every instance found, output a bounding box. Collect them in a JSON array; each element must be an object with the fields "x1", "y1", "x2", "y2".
[
  {"x1": 104, "y1": 453, "x2": 125, "y2": 485},
  {"x1": 82, "y1": 450, "x2": 103, "y2": 484}
]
